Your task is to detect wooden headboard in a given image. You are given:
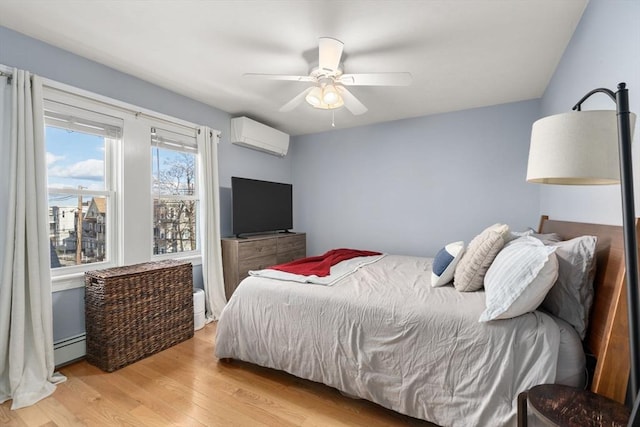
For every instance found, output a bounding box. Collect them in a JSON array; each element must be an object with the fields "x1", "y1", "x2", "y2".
[{"x1": 539, "y1": 215, "x2": 639, "y2": 403}]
